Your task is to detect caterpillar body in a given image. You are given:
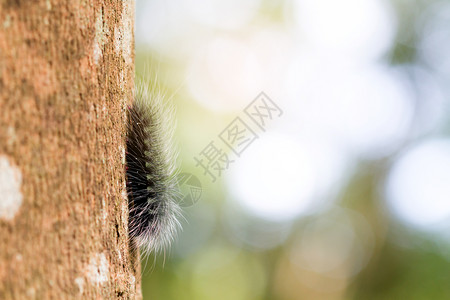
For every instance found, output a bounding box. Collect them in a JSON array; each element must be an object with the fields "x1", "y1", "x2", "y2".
[{"x1": 126, "y1": 81, "x2": 181, "y2": 256}]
